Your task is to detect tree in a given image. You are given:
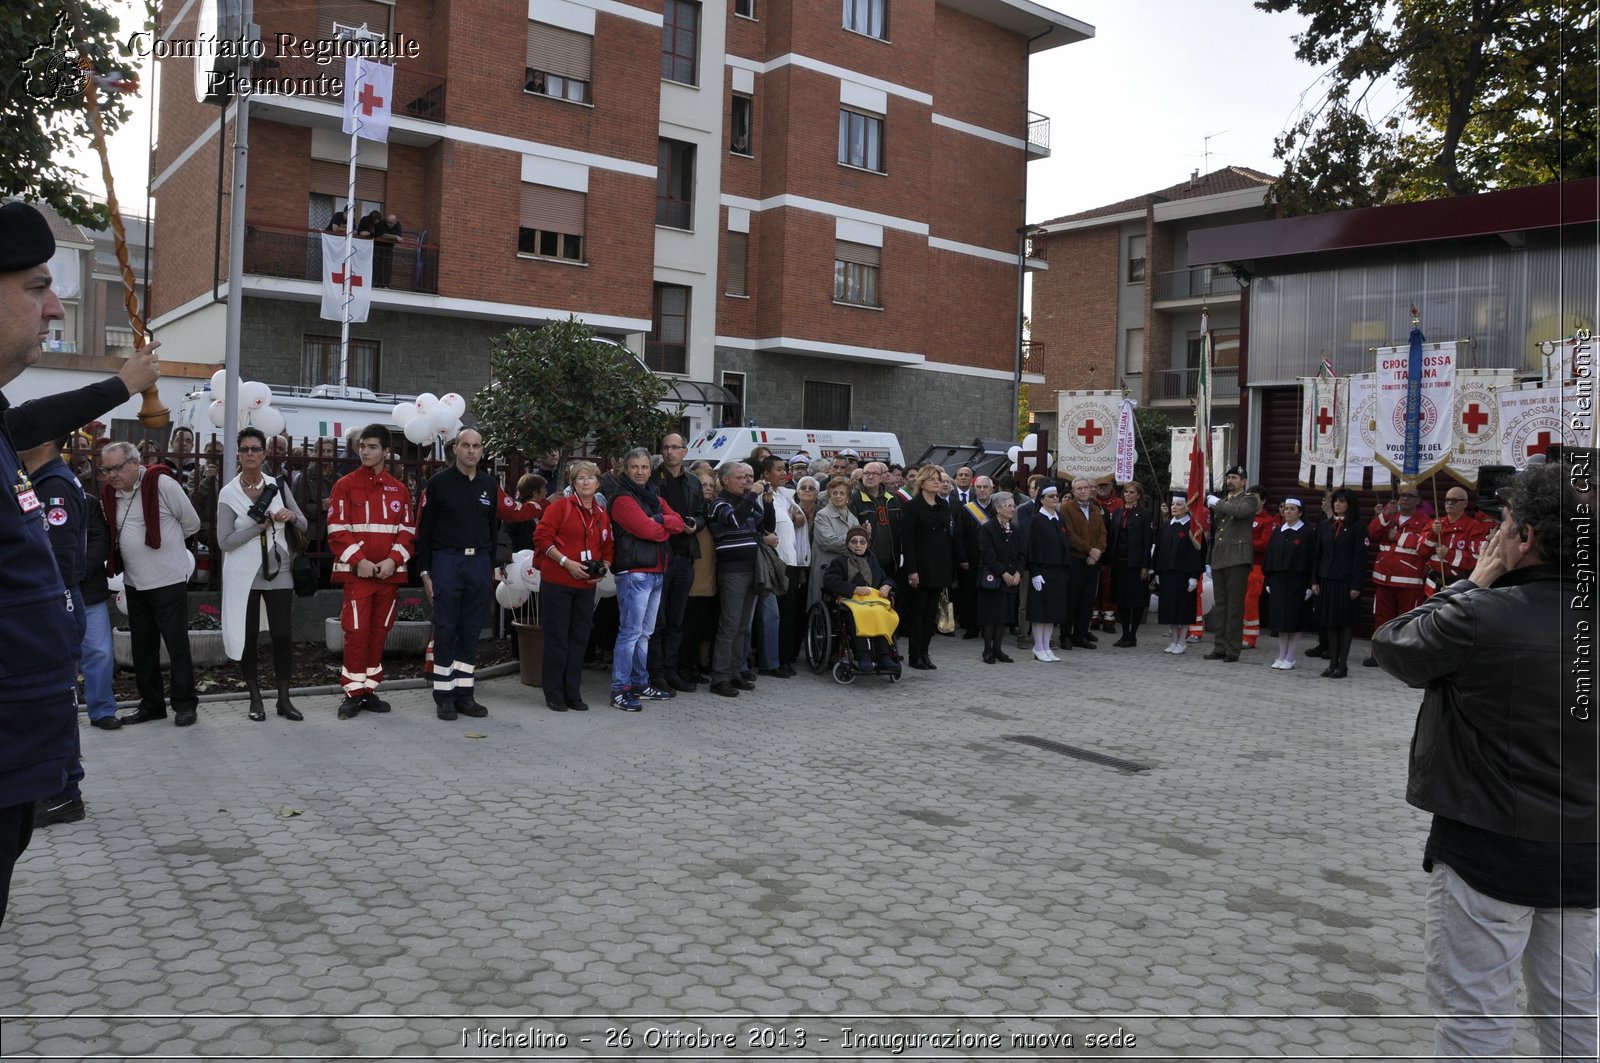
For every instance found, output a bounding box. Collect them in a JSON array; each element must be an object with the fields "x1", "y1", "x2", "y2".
[
  {"x1": 1258, "y1": 0, "x2": 1597, "y2": 216},
  {"x1": 472, "y1": 318, "x2": 679, "y2": 470},
  {"x1": 1, "y1": 4, "x2": 150, "y2": 227},
  {"x1": 1132, "y1": 406, "x2": 1174, "y2": 498}
]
